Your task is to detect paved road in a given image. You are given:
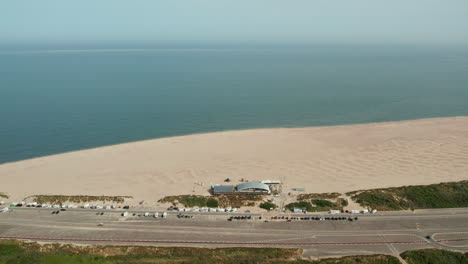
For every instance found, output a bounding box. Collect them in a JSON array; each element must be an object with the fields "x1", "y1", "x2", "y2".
[{"x1": 0, "y1": 207, "x2": 467, "y2": 259}]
